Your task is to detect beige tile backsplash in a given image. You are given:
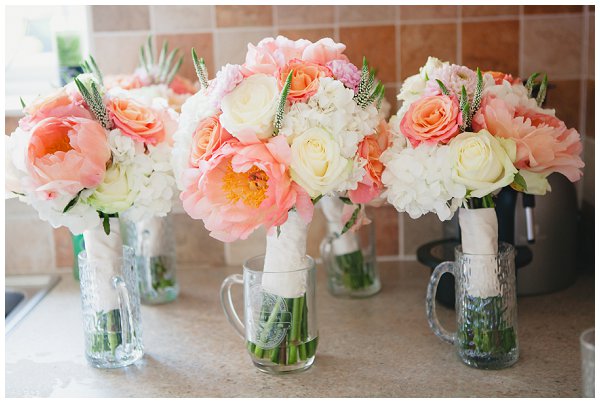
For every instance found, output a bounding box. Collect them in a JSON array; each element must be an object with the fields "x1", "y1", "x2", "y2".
[{"x1": 5, "y1": 5, "x2": 595, "y2": 274}]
